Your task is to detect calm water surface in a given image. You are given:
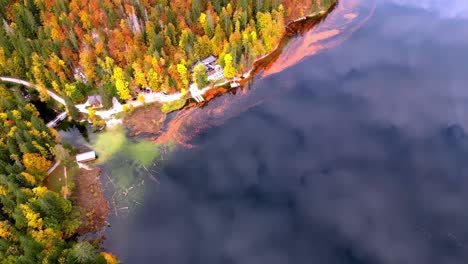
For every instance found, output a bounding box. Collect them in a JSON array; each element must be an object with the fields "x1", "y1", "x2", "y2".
[{"x1": 104, "y1": 0, "x2": 468, "y2": 263}]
